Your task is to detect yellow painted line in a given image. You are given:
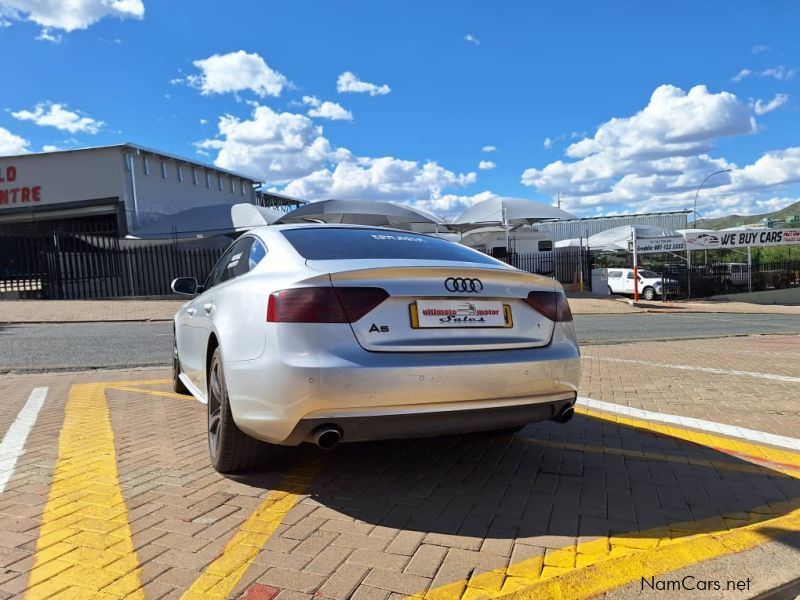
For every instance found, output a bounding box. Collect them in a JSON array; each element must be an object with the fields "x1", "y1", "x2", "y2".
[
  {"x1": 107, "y1": 385, "x2": 194, "y2": 400},
  {"x1": 576, "y1": 405, "x2": 800, "y2": 469},
  {"x1": 104, "y1": 378, "x2": 171, "y2": 389},
  {"x1": 25, "y1": 383, "x2": 144, "y2": 600},
  {"x1": 521, "y1": 438, "x2": 800, "y2": 476},
  {"x1": 412, "y1": 409, "x2": 800, "y2": 600},
  {"x1": 181, "y1": 465, "x2": 318, "y2": 599},
  {"x1": 498, "y1": 500, "x2": 800, "y2": 600}
]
